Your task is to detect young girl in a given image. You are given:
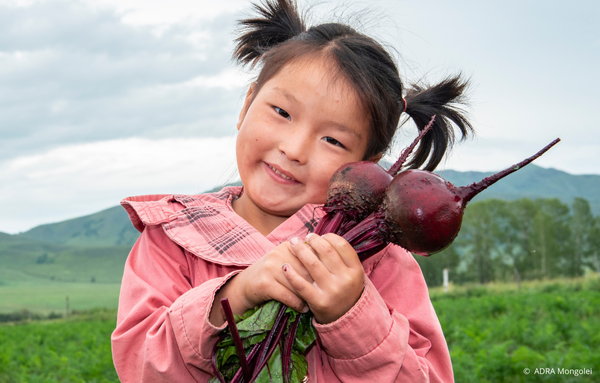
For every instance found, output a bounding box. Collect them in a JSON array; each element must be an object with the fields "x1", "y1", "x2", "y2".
[{"x1": 111, "y1": 0, "x2": 472, "y2": 381}]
